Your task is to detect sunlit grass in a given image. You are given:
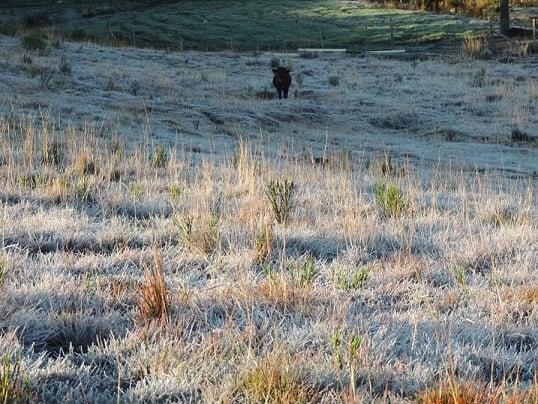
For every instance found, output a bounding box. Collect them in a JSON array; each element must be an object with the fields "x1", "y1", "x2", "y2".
[{"x1": 0, "y1": 0, "x2": 489, "y2": 50}]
